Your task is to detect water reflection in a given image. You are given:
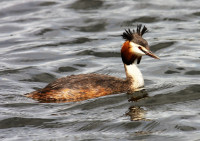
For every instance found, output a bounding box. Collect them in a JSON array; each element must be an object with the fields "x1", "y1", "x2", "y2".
[
  {"x1": 126, "y1": 84, "x2": 200, "y2": 121},
  {"x1": 126, "y1": 106, "x2": 147, "y2": 121},
  {"x1": 127, "y1": 89, "x2": 148, "y2": 102},
  {"x1": 126, "y1": 89, "x2": 148, "y2": 121}
]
